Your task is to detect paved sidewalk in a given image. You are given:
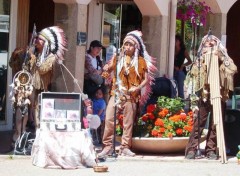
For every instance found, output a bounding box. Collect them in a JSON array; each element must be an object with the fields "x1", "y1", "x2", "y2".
[{"x1": 0, "y1": 153, "x2": 239, "y2": 176}]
